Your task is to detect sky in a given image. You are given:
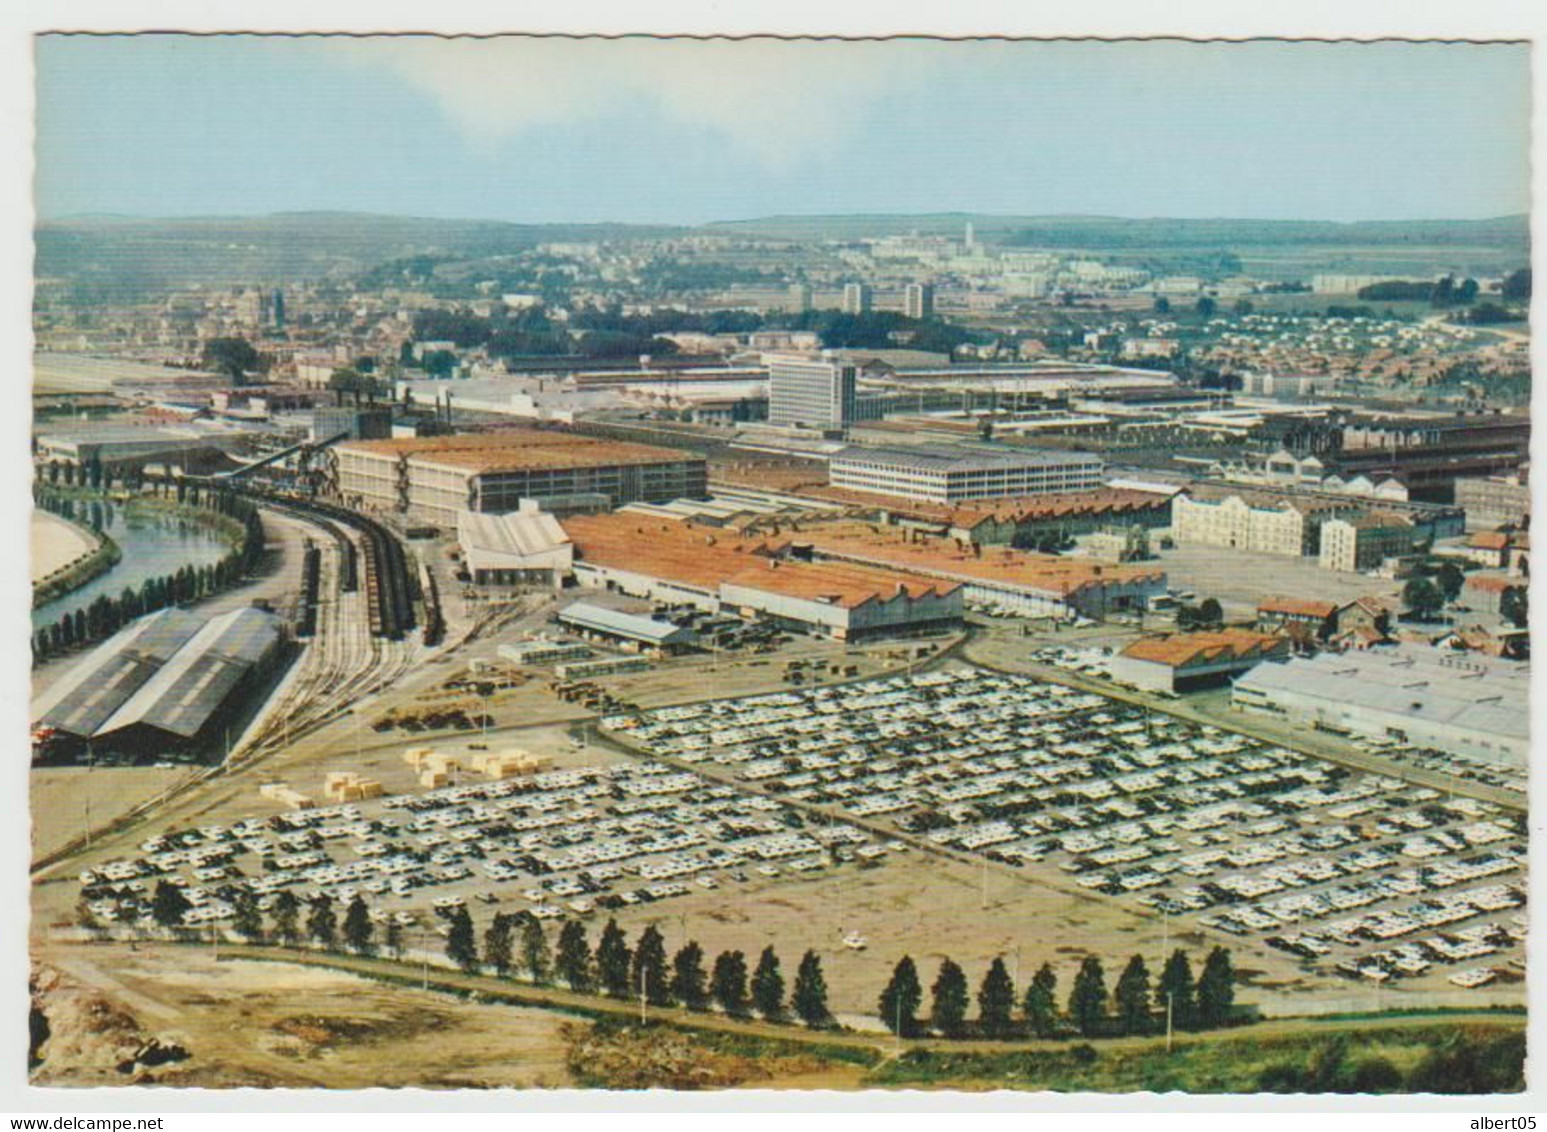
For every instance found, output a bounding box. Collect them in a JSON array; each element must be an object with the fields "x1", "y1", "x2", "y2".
[{"x1": 33, "y1": 35, "x2": 1532, "y2": 225}]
